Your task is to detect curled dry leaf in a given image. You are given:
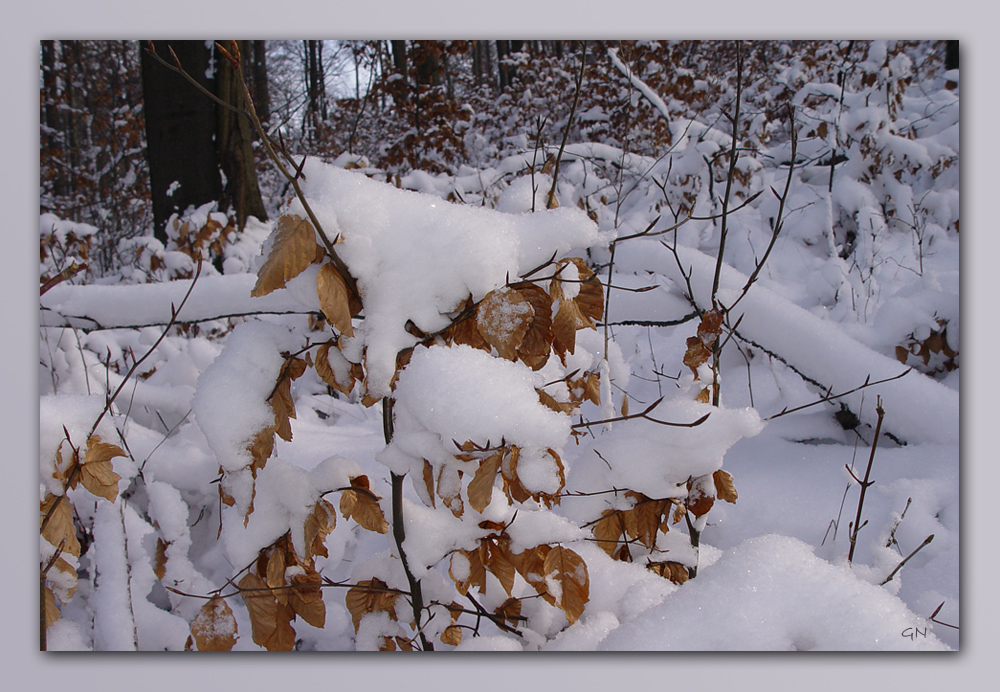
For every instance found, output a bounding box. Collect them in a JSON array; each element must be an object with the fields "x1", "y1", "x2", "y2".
[
  {"x1": 40, "y1": 493, "x2": 81, "y2": 559},
  {"x1": 81, "y1": 436, "x2": 124, "y2": 503},
  {"x1": 476, "y1": 287, "x2": 534, "y2": 361},
  {"x1": 316, "y1": 263, "x2": 355, "y2": 337},
  {"x1": 287, "y1": 571, "x2": 326, "y2": 629},
  {"x1": 647, "y1": 560, "x2": 690, "y2": 585},
  {"x1": 686, "y1": 474, "x2": 716, "y2": 518},
  {"x1": 593, "y1": 510, "x2": 623, "y2": 556},
  {"x1": 513, "y1": 285, "x2": 554, "y2": 371},
  {"x1": 345, "y1": 578, "x2": 399, "y2": 632},
  {"x1": 440, "y1": 625, "x2": 463, "y2": 646},
  {"x1": 542, "y1": 546, "x2": 589, "y2": 625},
  {"x1": 43, "y1": 586, "x2": 61, "y2": 629},
  {"x1": 190, "y1": 596, "x2": 238, "y2": 651},
  {"x1": 238, "y1": 573, "x2": 296, "y2": 651},
  {"x1": 339, "y1": 477, "x2": 389, "y2": 534},
  {"x1": 303, "y1": 498, "x2": 337, "y2": 559},
  {"x1": 467, "y1": 452, "x2": 501, "y2": 513},
  {"x1": 713, "y1": 469, "x2": 738, "y2": 504},
  {"x1": 251, "y1": 214, "x2": 323, "y2": 297}
]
